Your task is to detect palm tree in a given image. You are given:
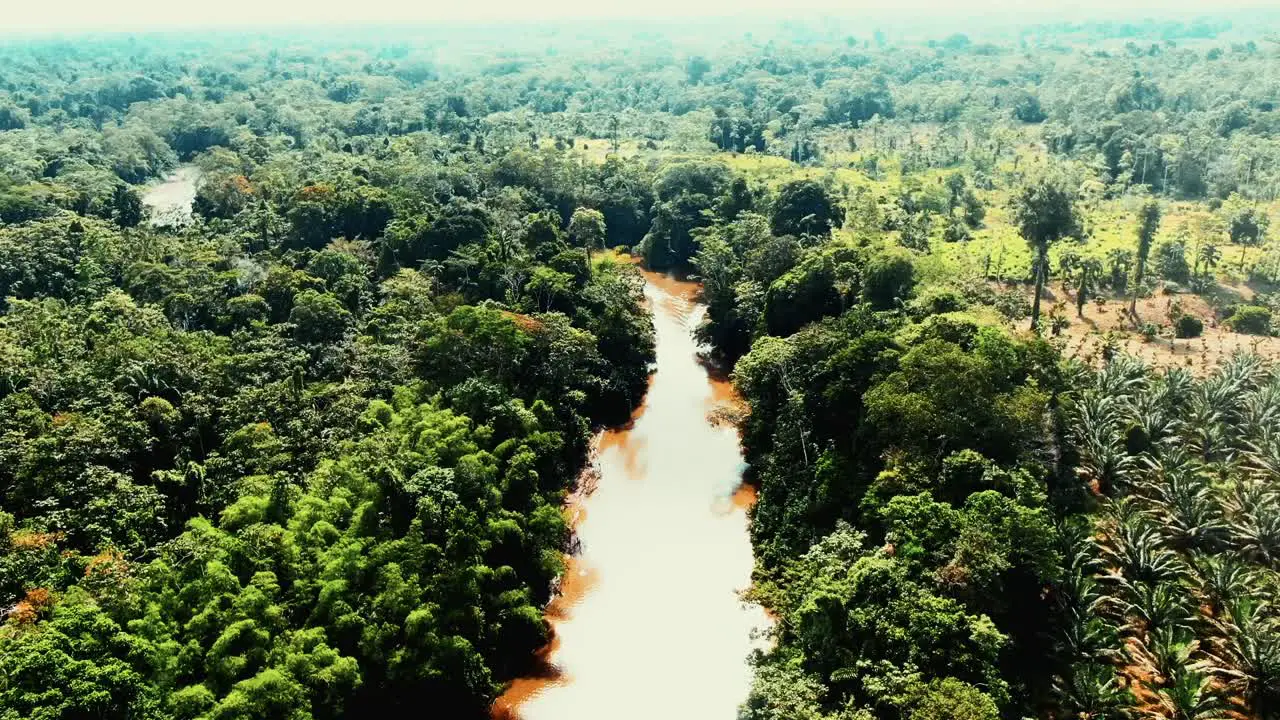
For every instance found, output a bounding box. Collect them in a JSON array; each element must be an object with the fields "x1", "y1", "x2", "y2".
[
  {"x1": 1153, "y1": 667, "x2": 1230, "y2": 720},
  {"x1": 1198, "y1": 243, "x2": 1221, "y2": 285},
  {"x1": 1097, "y1": 355, "x2": 1153, "y2": 398},
  {"x1": 1075, "y1": 394, "x2": 1137, "y2": 496},
  {"x1": 1241, "y1": 383, "x2": 1280, "y2": 477},
  {"x1": 1061, "y1": 609, "x2": 1127, "y2": 663},
  {"x1": 1120, "y1": 582, "x2": 1196, "y2": 638},
  {"x1": 1137, "y1": 626, "x2": 1198, "y2": 684},
  {"x1": 1203, "y1": 600, "x2": 1280, "y2": 718},
  {"x1": 1228, "y1": 501, "x2": 1280, "y2": 568},
  {"x1": 1182, "y1": 395, "x2": 1228, "y2": 465},
  {"x1": 1054, "y1": 662, "x2": 1135, "y2": 720},
  {"x1": 1102, "y1": 520, "x2": 1187, "y2": 591},
  {"x1": 1140, "y1": 464, "x2": 1226, "y2": 552},
  {"x1": 1240, "y1": 382, "x2": 1280, "y2": 443},
  {"x1": 1108, "y1": 248, "x2": 1135, "y2": 294},
  {"x1": 1125, "y1": 389, "x2": 1181, "y2": 449},
  {"x1": 1224, "y1": 480, "x2": 1280, "y2": 558},
  {"x1": 1077, "y1": 257, "x2": 1106, "y2": 317},
  {"x1": 1193, "y1": 554, "x2": 1259, "y2": 617},
  {"x1": 1247, "y1": 428, "x2": 1280, "y2": 483},
  {"x1": 1204, "y1": 353, "x2": 1269, "y2": 431},
  {"x1": 1158, "y1": 367, "x2": 1197, "y2": 413},
  {"x1": 1054, "y1": 520, "x2": 1128, "y2": 665}
]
